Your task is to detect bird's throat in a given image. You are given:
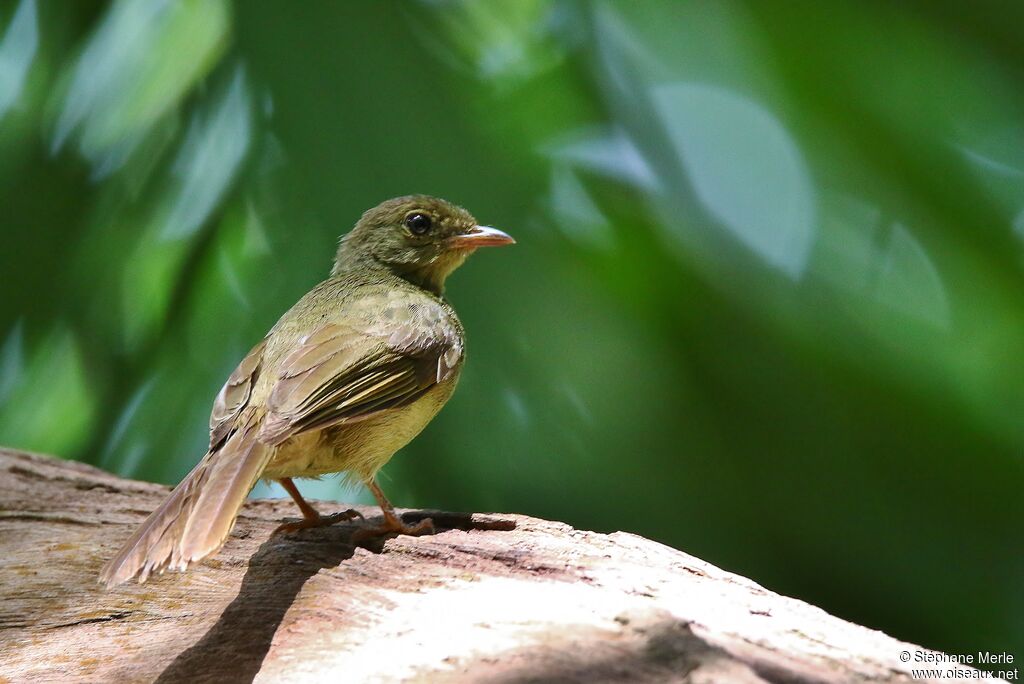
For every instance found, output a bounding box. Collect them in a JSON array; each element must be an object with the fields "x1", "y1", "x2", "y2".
[
  {"x1": 396, "y1": 250, "x2": 471, "y2": 296},
  {"x1": 333, "y1": 248, "x2": 469, "y2": 297}
]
